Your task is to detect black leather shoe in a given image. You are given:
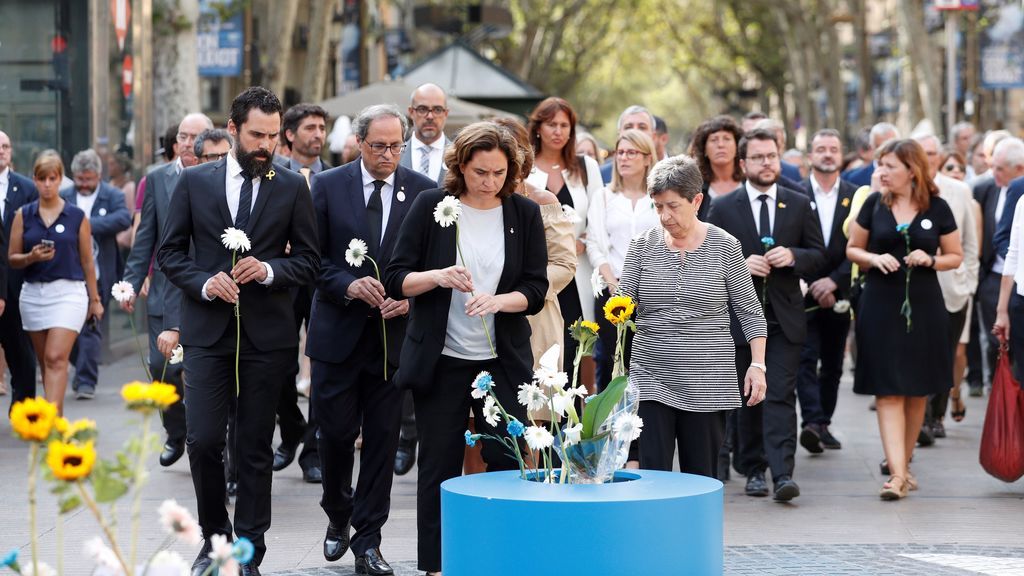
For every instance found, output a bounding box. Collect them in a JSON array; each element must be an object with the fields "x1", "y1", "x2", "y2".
[
  {"x1": 820, "y1": 426, "x2": 842, "y2": 450},
  {"x1": 191, "y1": 540, "x2": 214, "y2": 576},
  {"x1": 239, "y1": 562, "x2": 261, "y2": 576},
  {"x1": 917, "y1": 424, "x2": 935, "y2": 447},
  {"x1": 303, "y1": 465, "x2": 322, "y2": 484},
  {"x1": 744, "y1": 472, "x2": 769, "y2": 497},
  {"x1": 323, "y1": 522, "x2": 351, "y2": 562},
  {"x1": 931, "y1": 420, "x2": 947, "y2": 438},
  {"x1": 355, "y1": 547, "x2": 394, "y2": 575},
  {"x1": 799, "y1": 425, "x2": 824, "y2": 454},
  {"x1": 160, "y1": 440, "x2": 185, "y2": 467},
  {"x1": 273, "y1": 442, "x2": 298, "y2": 471},
  {"x1": 772, "y1": 476, "x2": 800, "y2": 502},
  {"x1": 394, "y1": 443, "x2": 416, "y2": 476}
]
